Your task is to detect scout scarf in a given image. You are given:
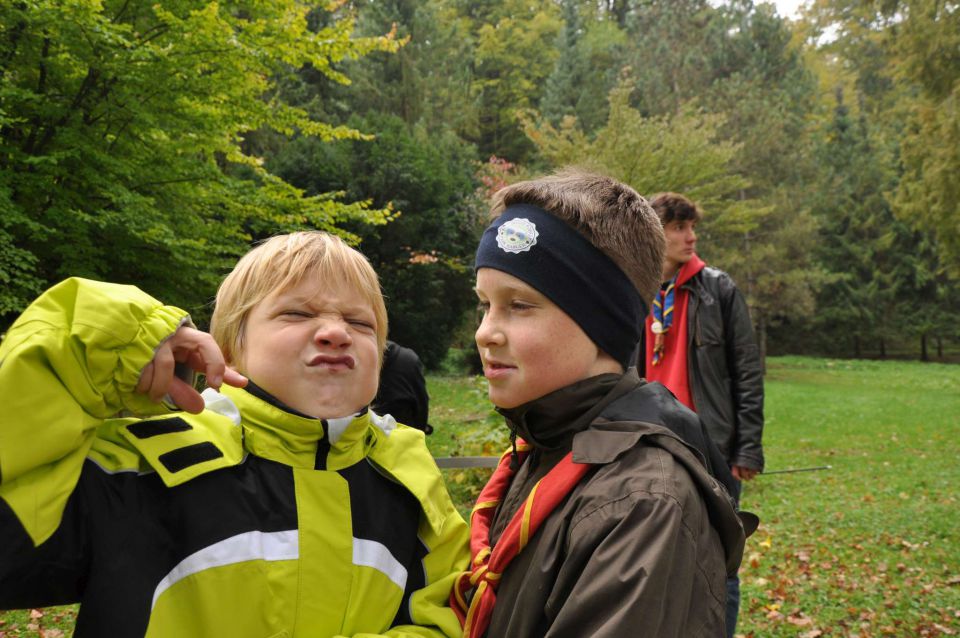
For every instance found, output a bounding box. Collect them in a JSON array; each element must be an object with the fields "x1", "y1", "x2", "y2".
[
  {"x1": 650, "y1": 273, "x2": 678, "y2": 366},
  {"x1": 450, "y1": 441, "x2": 593, "y2": 638}
]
